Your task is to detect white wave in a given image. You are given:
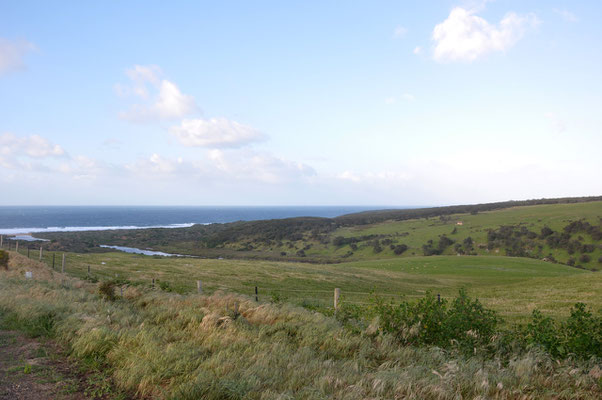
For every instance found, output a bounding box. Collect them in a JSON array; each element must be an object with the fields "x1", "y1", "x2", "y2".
[{"x1": 0, "y1": 223, "x2": 197, "y2": 235}]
